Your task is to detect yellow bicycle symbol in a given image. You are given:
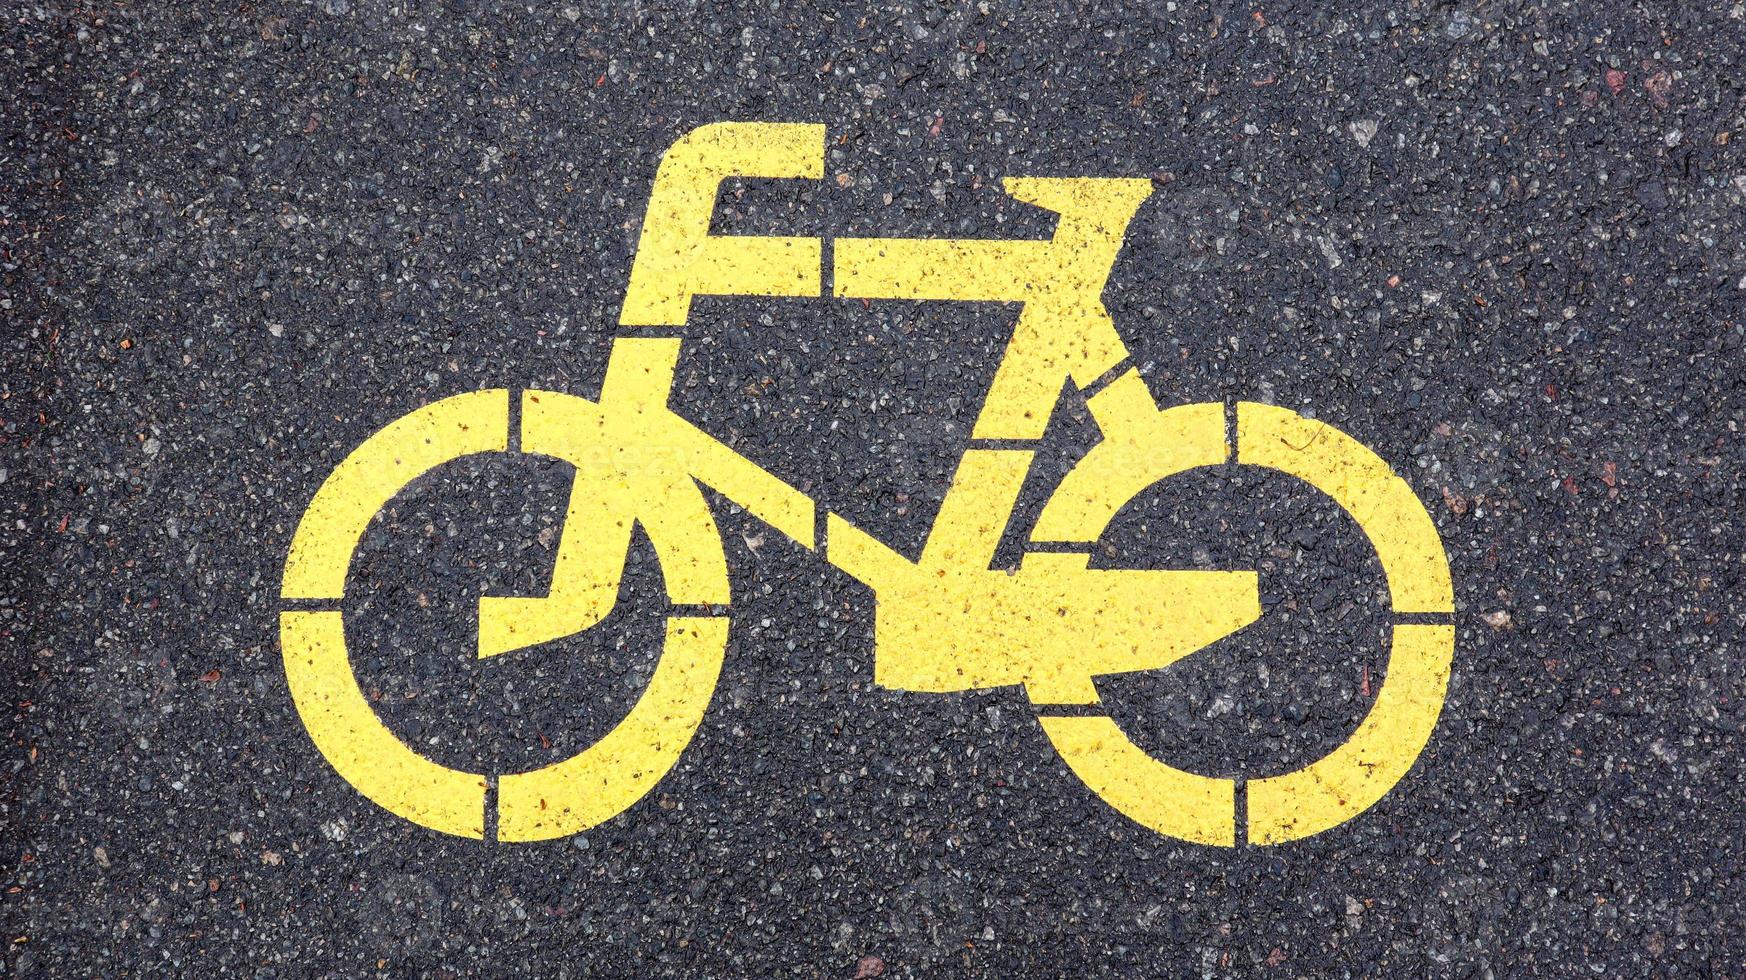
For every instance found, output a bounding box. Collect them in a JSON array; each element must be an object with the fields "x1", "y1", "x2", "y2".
[{"x1": 280, "y1": 123, "x2": 1455, "y2": 846}]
